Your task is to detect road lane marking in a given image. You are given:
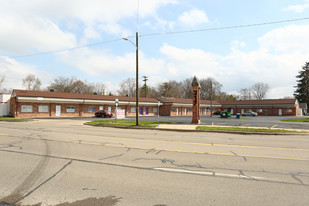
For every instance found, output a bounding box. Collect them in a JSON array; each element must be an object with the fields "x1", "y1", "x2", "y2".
[
  {"x1": 7, "y1": 135, "x2": 309, "y2": 161},
  {"x1": 16, "y1": 136, "x2": 309, "y2": 161},
  {"x1": 153, "y1": 167, "x2": 266, "y2": 180},
  {"x1": 74, "y1": 134, "x2": 309, "y2": 152},
  {"x1": 73, "y1": 140, "x2": 309, "y2": 161}
]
